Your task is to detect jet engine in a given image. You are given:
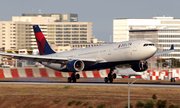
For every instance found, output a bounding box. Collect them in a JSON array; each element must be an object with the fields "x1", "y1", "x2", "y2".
[
  {"x1": 131, "y1": 60, "x2": 148, "y2": 72},
  {"x1": 66, "y1": 60, "x2": 84, "y2": 72}
]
